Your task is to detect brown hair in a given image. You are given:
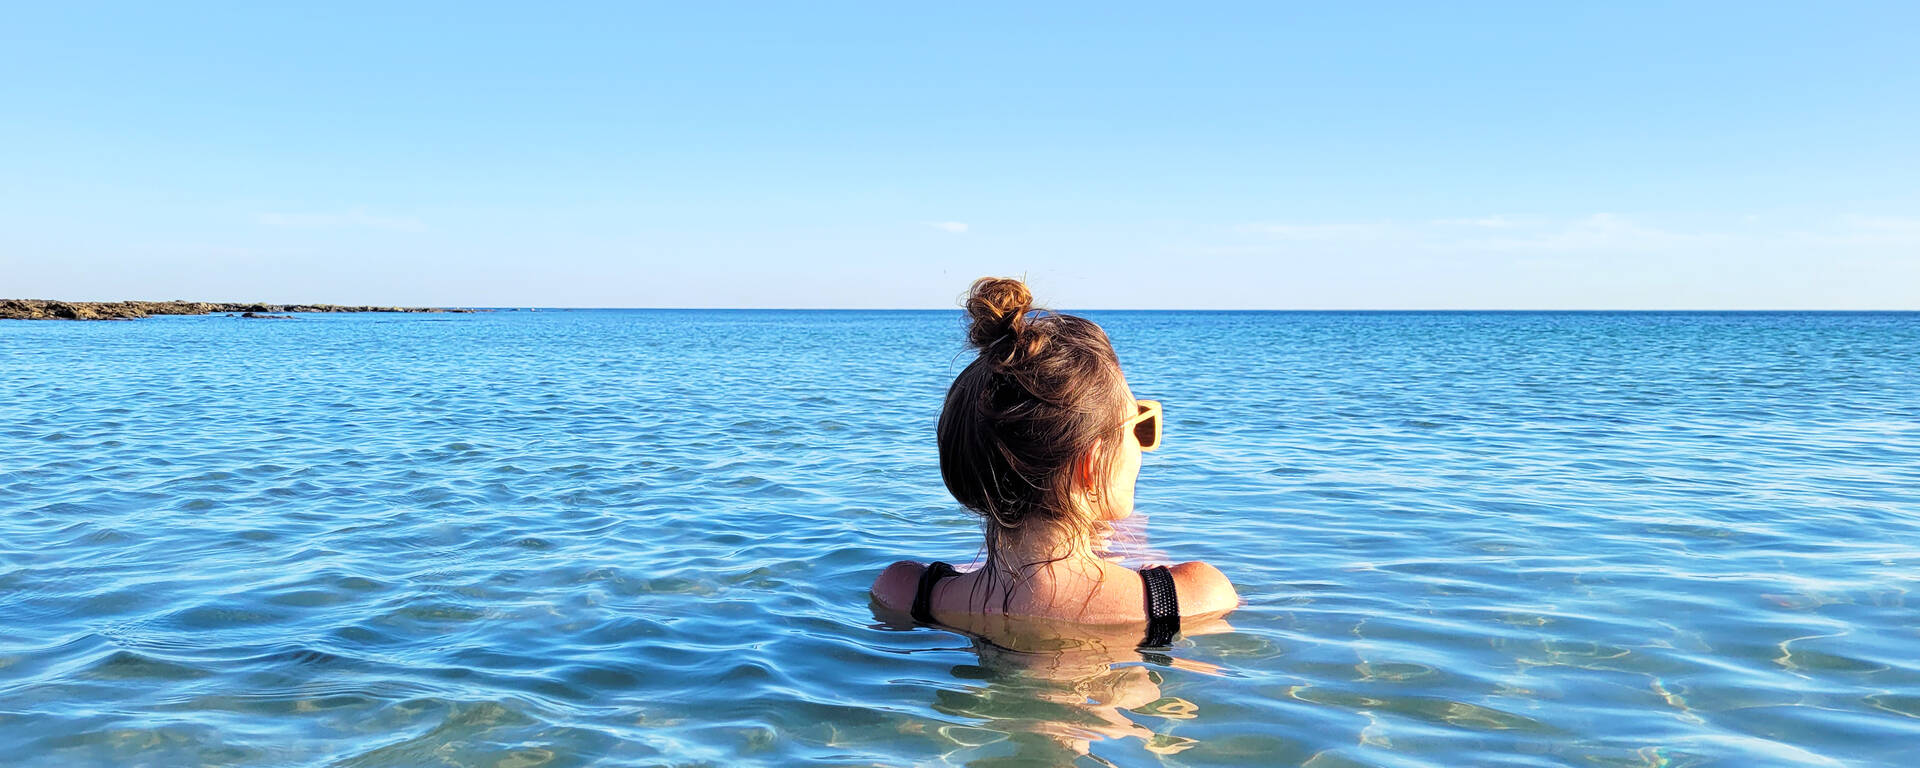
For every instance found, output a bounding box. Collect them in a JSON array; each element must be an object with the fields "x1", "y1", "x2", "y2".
[{"x1": 937, "y1": 277, "x2": 1131, "y2": 610}]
